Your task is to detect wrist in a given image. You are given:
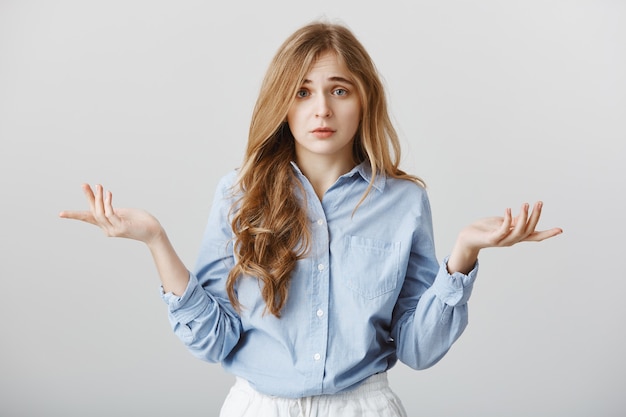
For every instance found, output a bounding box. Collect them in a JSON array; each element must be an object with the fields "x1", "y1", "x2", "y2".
[
  {"x1": 447, "y1": 238, "x2": 480, "y2": 275},
  {"x1": 146, "y1": 226, "x2": 168, "y2": 251}
]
